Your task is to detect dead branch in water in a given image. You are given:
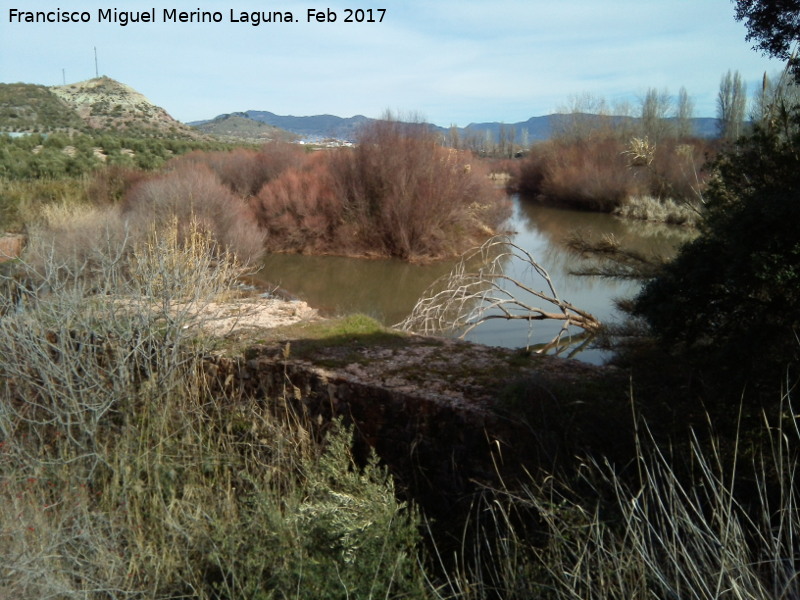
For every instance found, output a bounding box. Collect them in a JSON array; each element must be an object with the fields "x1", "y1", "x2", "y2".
[{"x1": 396, "y1": 236, "x2": 600, "y2": 350}]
